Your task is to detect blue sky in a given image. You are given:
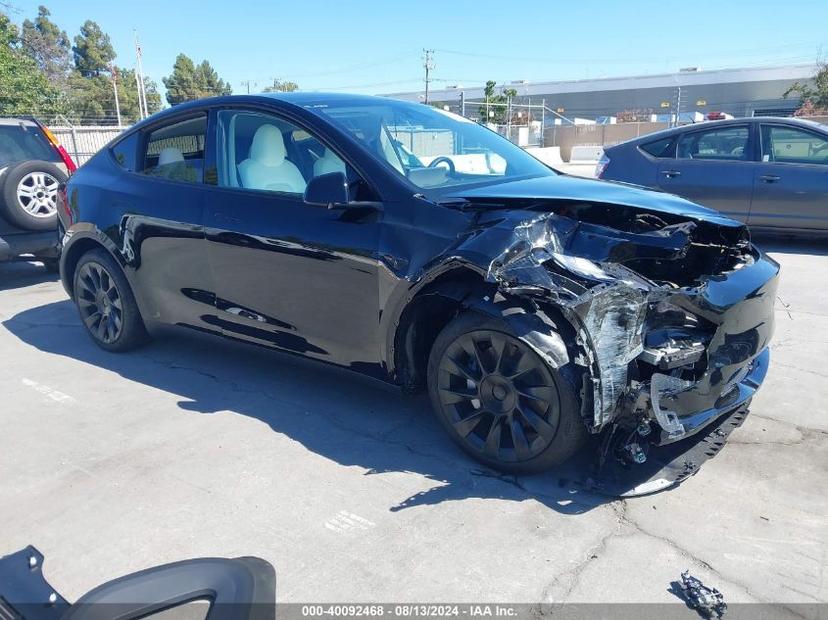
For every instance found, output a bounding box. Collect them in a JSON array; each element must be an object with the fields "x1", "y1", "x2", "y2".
[{"x1": 8, "y1": 0, "x2": 826, "y2": 100}]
